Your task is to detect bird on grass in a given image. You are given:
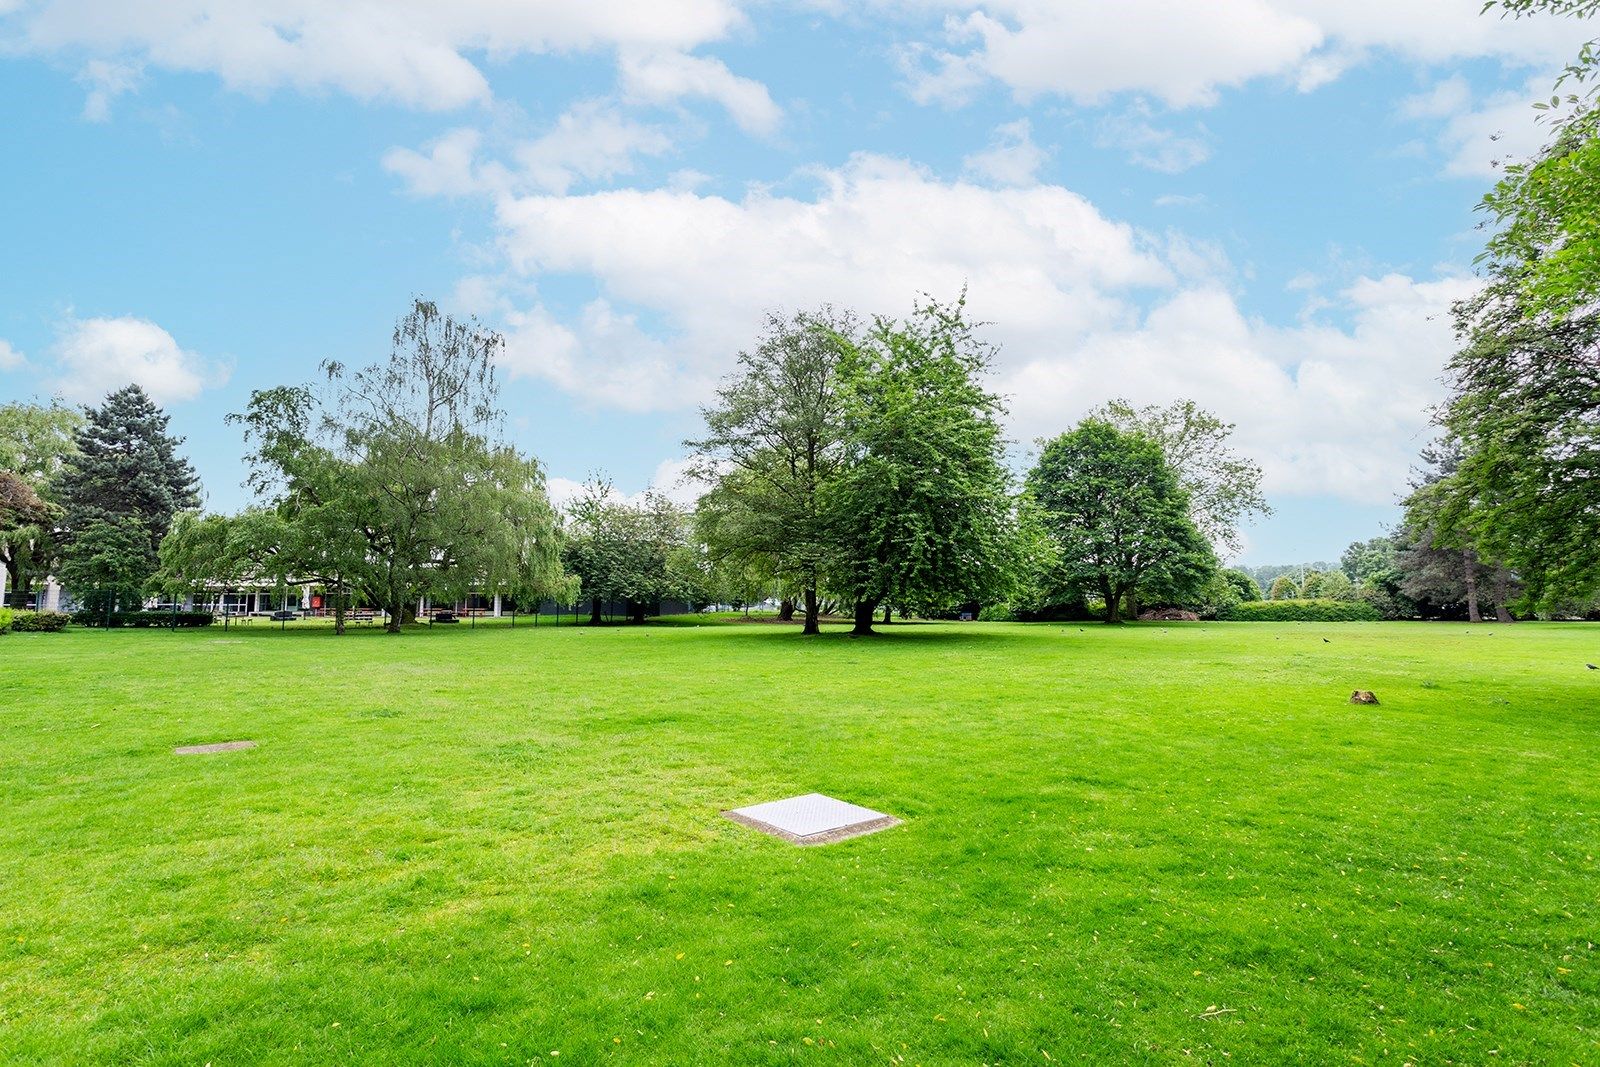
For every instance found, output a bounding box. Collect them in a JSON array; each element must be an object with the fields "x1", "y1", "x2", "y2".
[
  {"x1": 1588, "y1": 663, "x2": 1597, "y2": 670},
  {"x1": 1322, "y1": 638, "x2": 1330, "y2": 644}
]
